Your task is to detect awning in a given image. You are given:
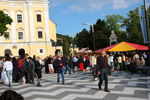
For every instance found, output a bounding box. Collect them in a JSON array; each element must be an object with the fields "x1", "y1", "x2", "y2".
[{"x1": 95, "y1": 41, "x2": 149, "y2": 53}]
